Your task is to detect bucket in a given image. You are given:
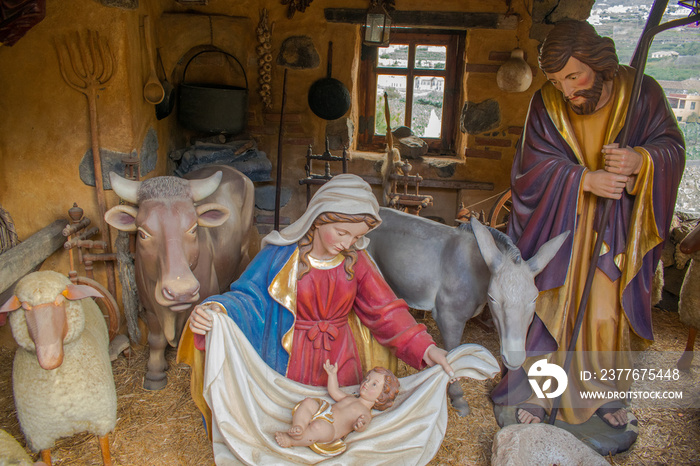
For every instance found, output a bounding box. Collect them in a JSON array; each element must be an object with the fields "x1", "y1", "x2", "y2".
[{"x1": 178, "y1": 50, "x2": 248, "y2": 135}]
